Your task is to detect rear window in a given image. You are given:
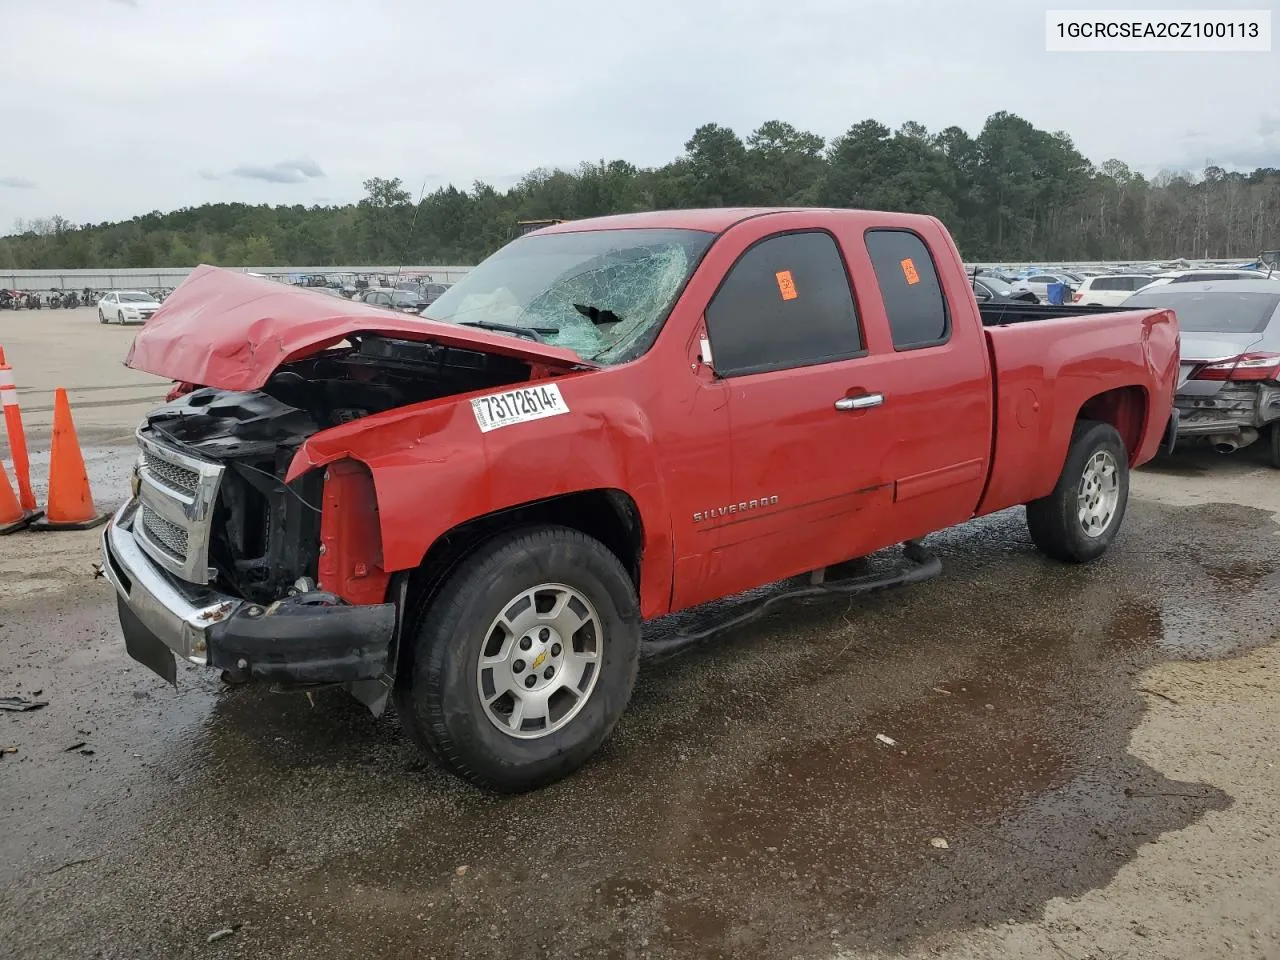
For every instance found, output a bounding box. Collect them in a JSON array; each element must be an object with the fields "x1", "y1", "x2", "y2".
[
  {"x1": 865, "y1": 230, "x2": 949, "y2": 349},
  {"x1": 1122, "y1": 290, "x2": 1280, "y2": 333},
  {"x1": 1170, "y1": 272, "x2": 1246, "y2": 283}
]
